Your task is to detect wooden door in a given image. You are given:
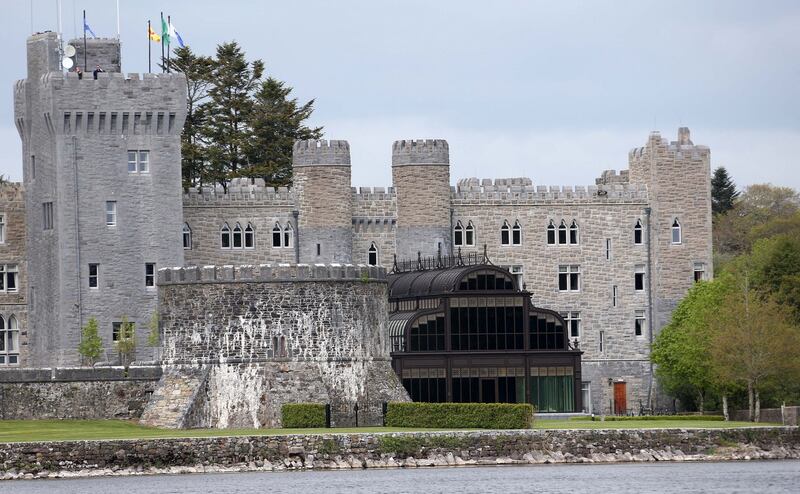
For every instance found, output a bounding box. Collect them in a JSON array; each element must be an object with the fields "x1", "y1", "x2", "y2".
[{"x1": 613, "y1": 382, "x2": 627, "y2": 415}]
